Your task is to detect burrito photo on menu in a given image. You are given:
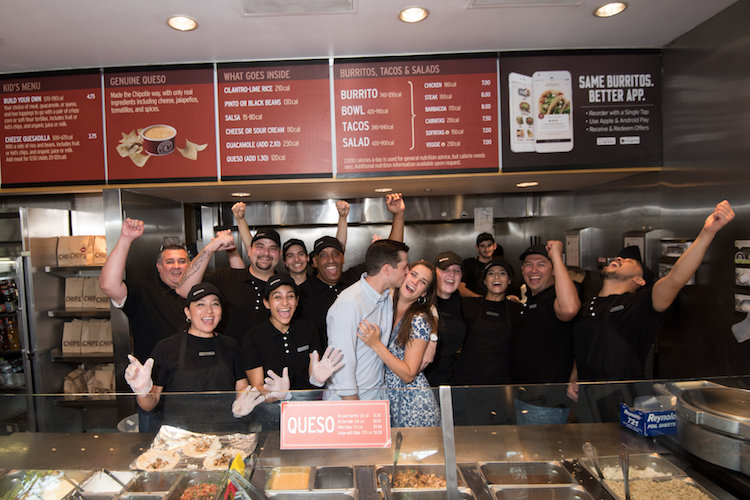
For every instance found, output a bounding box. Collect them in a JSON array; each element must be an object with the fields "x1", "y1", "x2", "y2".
[{"x1": 532, "y1": 70, "x2": 573, "y2": 153}]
